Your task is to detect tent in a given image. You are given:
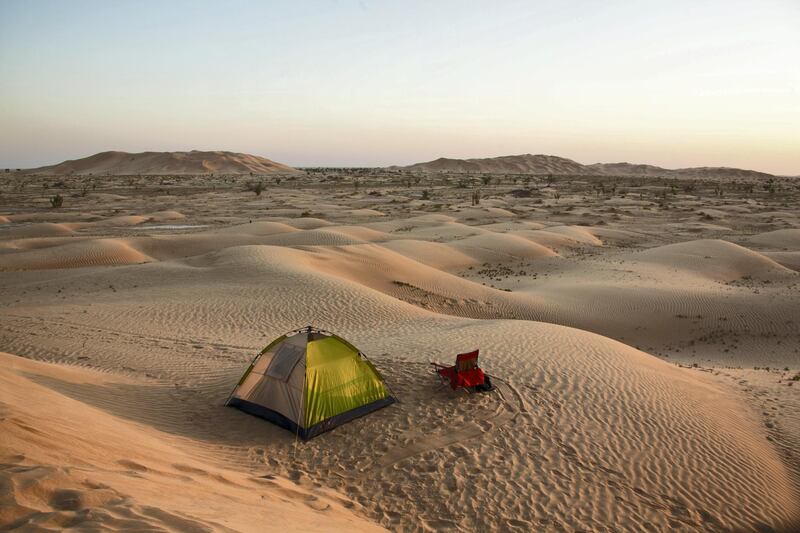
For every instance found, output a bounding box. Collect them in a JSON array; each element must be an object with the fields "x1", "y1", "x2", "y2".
[{"x1": 226, "y1": 326, "x2": 395, "y2": 439}]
